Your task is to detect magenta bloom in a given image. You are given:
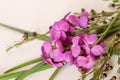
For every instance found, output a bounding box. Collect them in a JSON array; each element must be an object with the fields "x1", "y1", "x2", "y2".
[
  {"x1": 41, "y1": 40, "x2": 73, "y2": 67},
  {"x1": 61, "y1": 51, "x2": 73, "y2": 65},
  {"x1": 67, "y1": 11, "x2": 89, "y2": 28},
  {"x1": 82, "y1": 34, "x2": 104, "y2": 56},
  {"x1": 50, "y1": 20, "x2": 70, "y2": 41},
  {"x1": 71, "y1": 36, "x2": 81, "y2": 57},
  {"x1": 76, "y1": 55, "x2": 95, "y2": 72},
  {"x1": 41, "y1": 40, "x2": 64, "y2": 67}
]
